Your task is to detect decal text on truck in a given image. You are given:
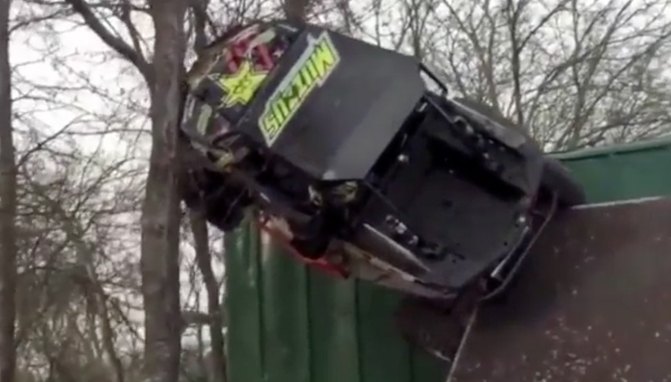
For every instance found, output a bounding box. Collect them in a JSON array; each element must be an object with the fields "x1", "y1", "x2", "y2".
[{"x1": 259, "y1": 31, "x2": 340, "y2": 146}]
